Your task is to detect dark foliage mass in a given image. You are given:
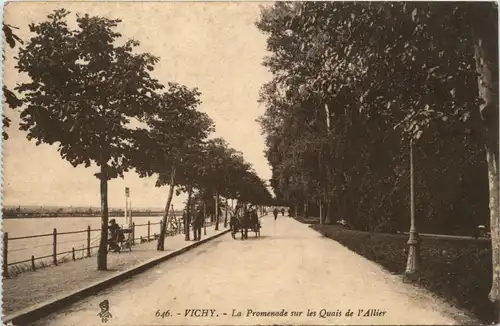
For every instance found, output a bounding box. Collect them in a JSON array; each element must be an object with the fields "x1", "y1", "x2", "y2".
[
  {"x1": 256, "y1": 2, "x2": 496, "y2": 235},
  {"x1": 2, "y1": 24, "x2": 24, "y2": 140}
]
